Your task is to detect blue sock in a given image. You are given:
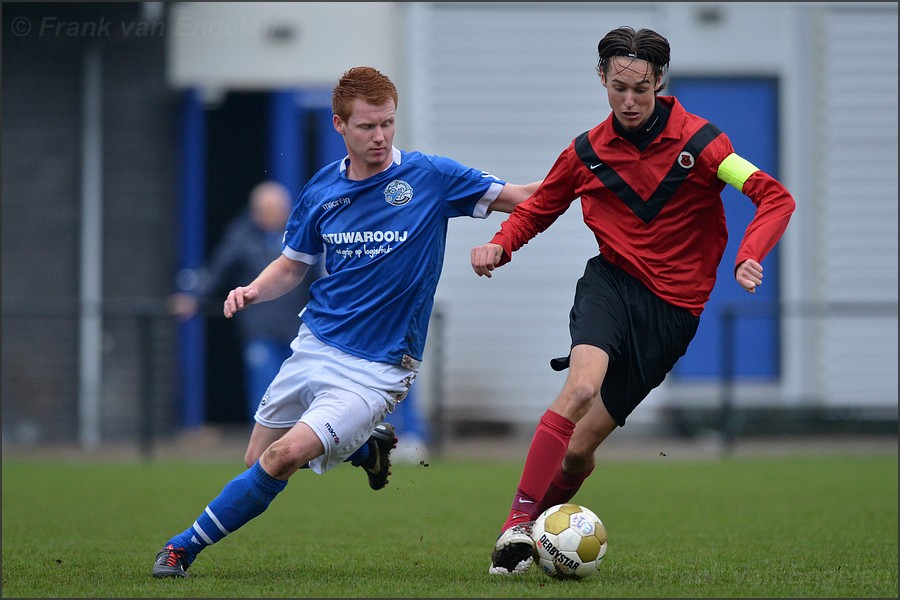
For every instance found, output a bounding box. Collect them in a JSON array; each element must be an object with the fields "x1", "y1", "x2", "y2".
[
  {"x1": 165, "y1": 461, "x2": 287, "y2": 563},
  {"x1": 347, "y1": 442, "x2": 370, "y2": 466}
]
